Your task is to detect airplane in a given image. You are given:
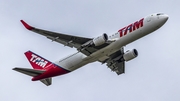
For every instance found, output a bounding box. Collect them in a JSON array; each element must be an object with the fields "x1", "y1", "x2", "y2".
[{"x1": 13, "y1": 13, "x2": 168, "y2": 86}]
